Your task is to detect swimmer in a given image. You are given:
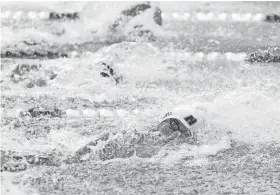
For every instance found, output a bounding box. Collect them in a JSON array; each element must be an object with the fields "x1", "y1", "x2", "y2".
[{"x1": 70, "y1": 107, "x2": 199, "y2": 162}]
